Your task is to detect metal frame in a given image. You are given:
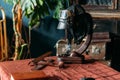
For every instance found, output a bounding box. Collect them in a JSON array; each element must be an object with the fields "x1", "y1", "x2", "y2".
[{"x1": 0, "y1": 7, "x2": 8, "y2": 61}]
